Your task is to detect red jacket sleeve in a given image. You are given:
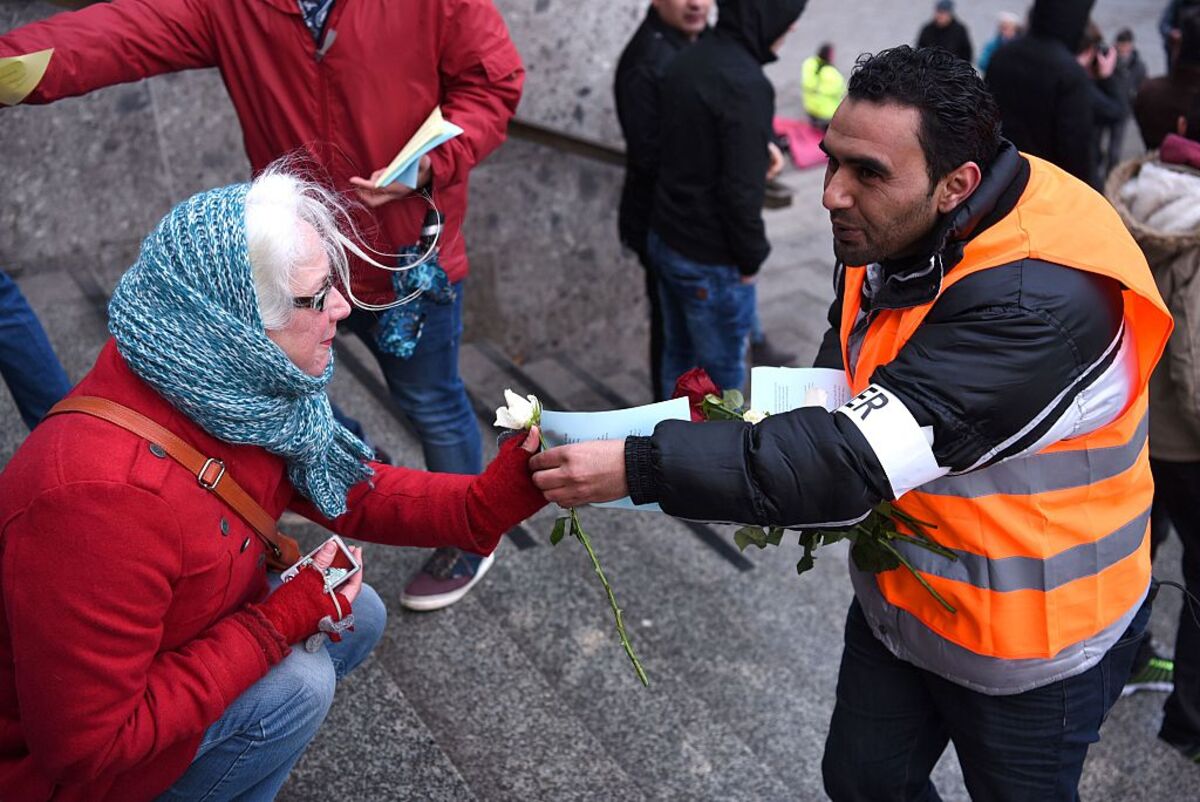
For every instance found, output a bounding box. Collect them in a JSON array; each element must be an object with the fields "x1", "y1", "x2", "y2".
[
  {"x1": 292, "y1": 437, "x2": 547, "y2": 554},
  {"x1": 425, "y1": 0, "x2": 525, "y2": 188},
  {"x1": 0, "y1": 0, "x2": 215, "y2": 105},
  {"x1": 3, "y1": 482, "x2": 285, "y2": 785}
]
